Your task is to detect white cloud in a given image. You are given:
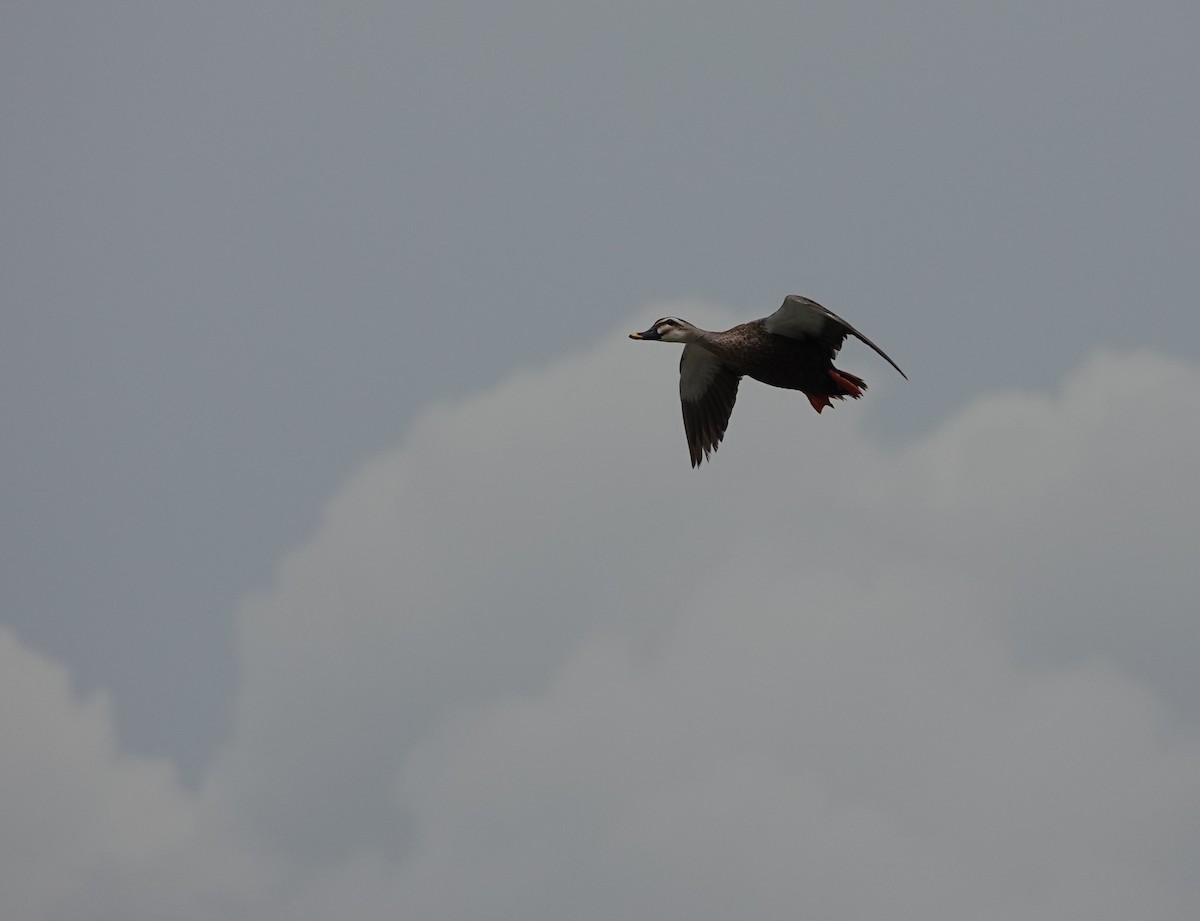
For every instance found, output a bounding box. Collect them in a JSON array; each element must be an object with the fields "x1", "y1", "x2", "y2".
[
  {"x1": 4, "y1": 313, "x2": 1200, "y2": 918},
  {"x1": 0, "y1": 628, "x2": 194, "y2": 918},
  {"x1": 388, "y1": 621, "x2": 1199, "y2": 921},
  {"x1": 0, "y1": 627, "x2": 292, "y2": 921}
]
